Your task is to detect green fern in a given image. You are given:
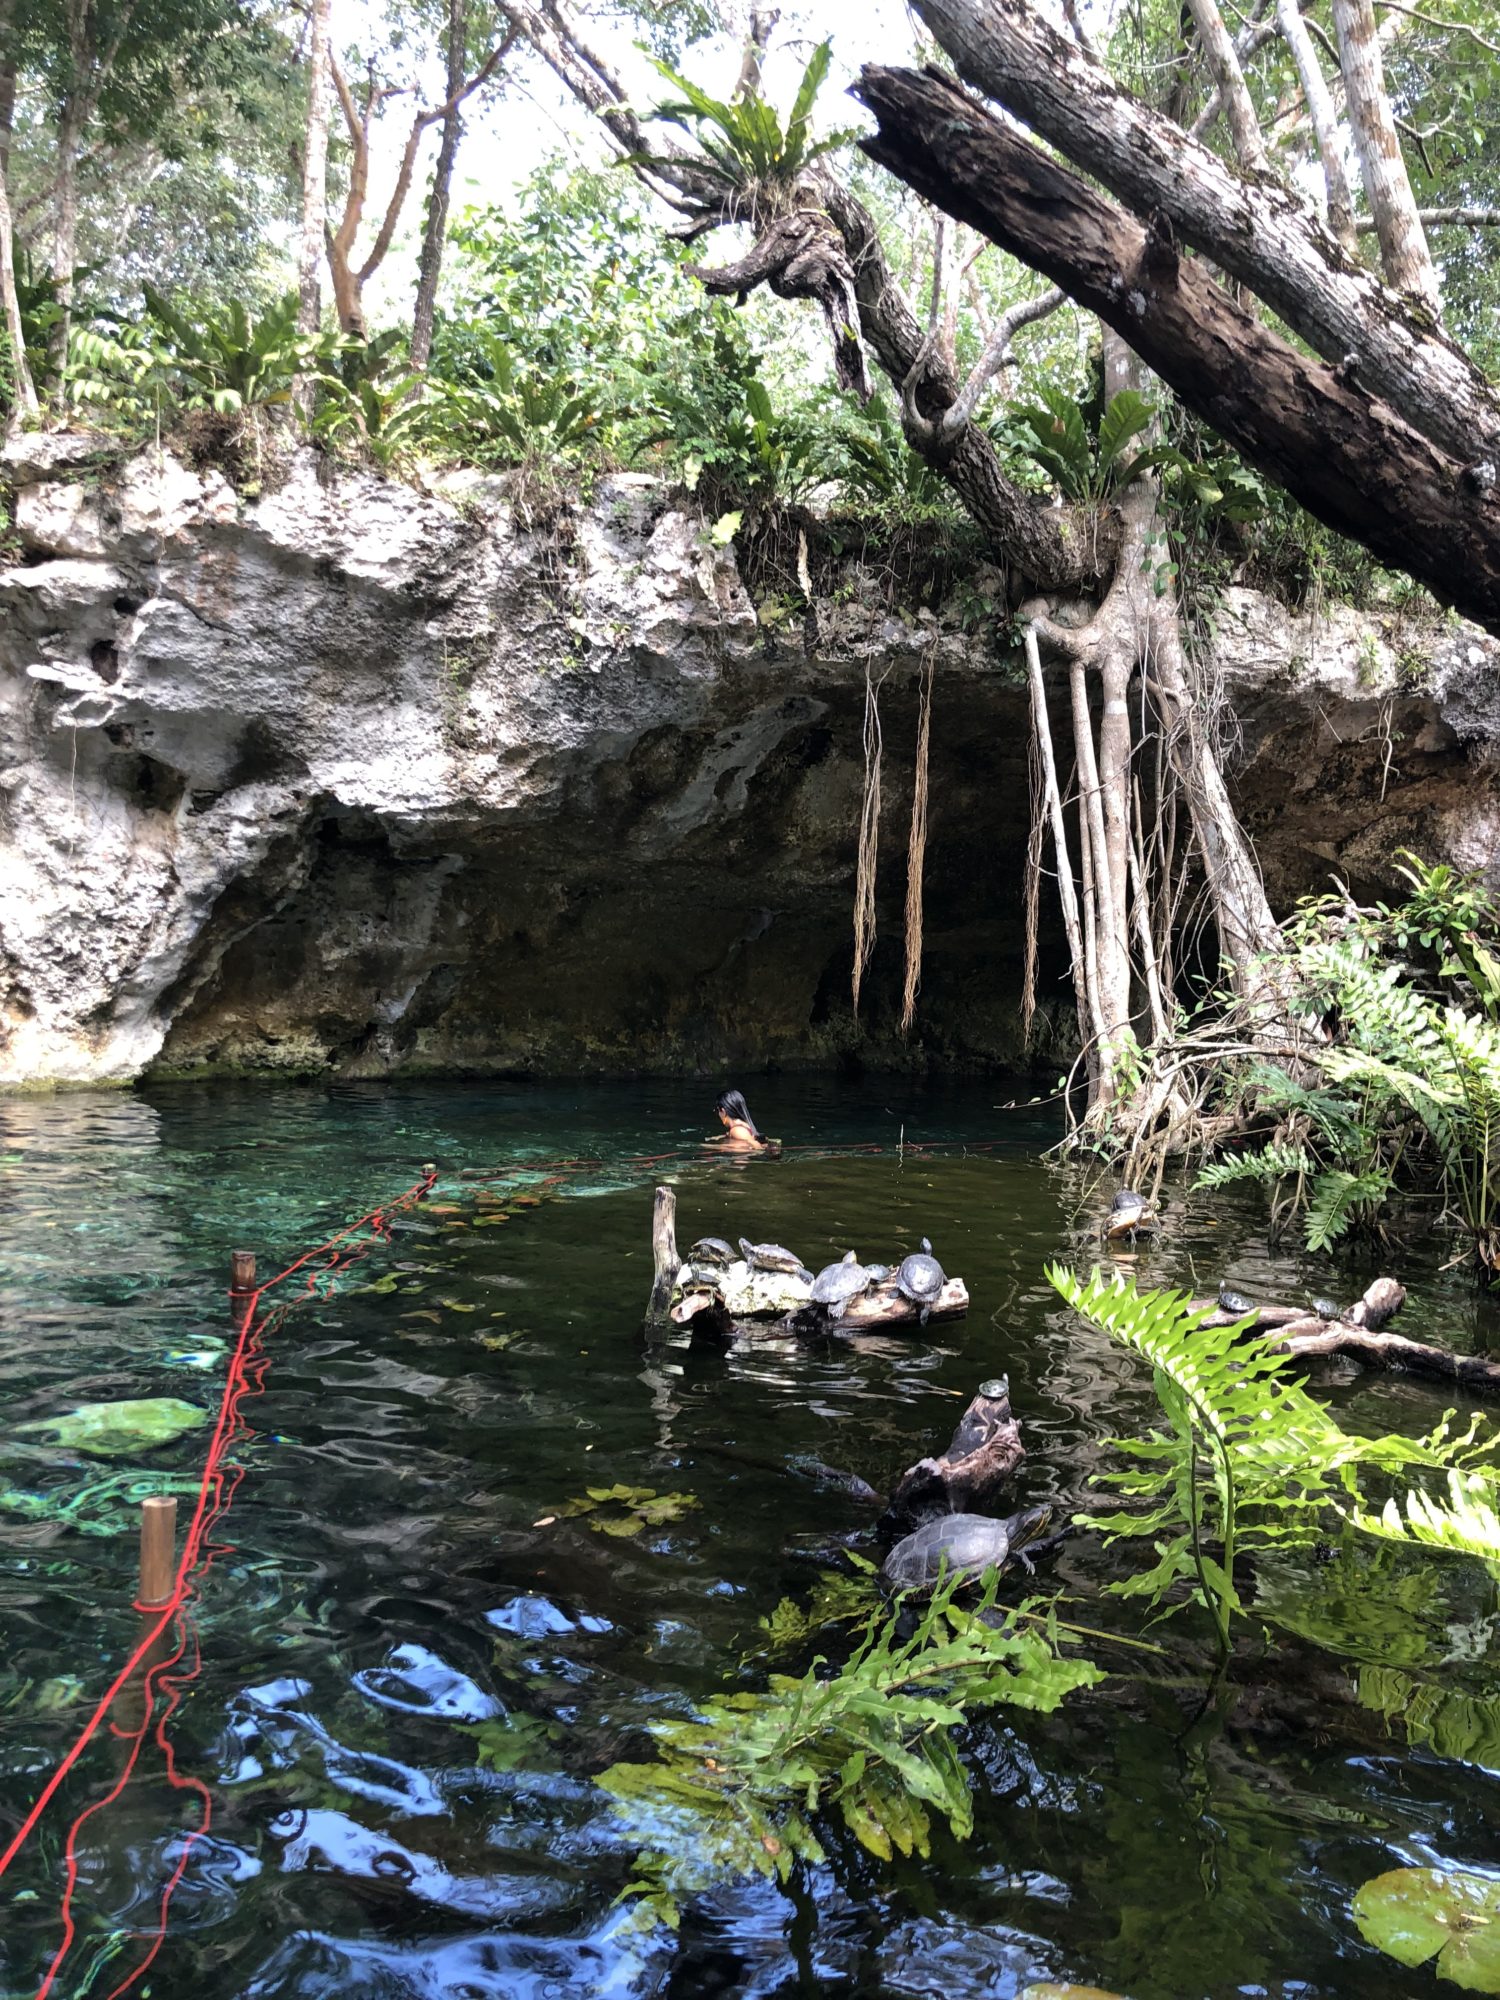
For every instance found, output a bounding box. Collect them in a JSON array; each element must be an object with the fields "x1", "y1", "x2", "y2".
[
  {"x1": 1351, "y1": 1471, "x2": 1500, "y2": 1564},
  {"x1": 643, "y1": 39, "x2": 853, "y2": 197},
  {"x1": 1303, "y1": 1167, "x2": 1395, "y2": 1250},
  {"x1": 1195, "y1": 1140, "x2": 1316, "y2": 1190},
  {"x1": 1051, "y1": 1266, "x2": 1500, "y2": 1646},
  {"x1": 599, "y1": 1570, "x2": 1102, "y2": 1931}
]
